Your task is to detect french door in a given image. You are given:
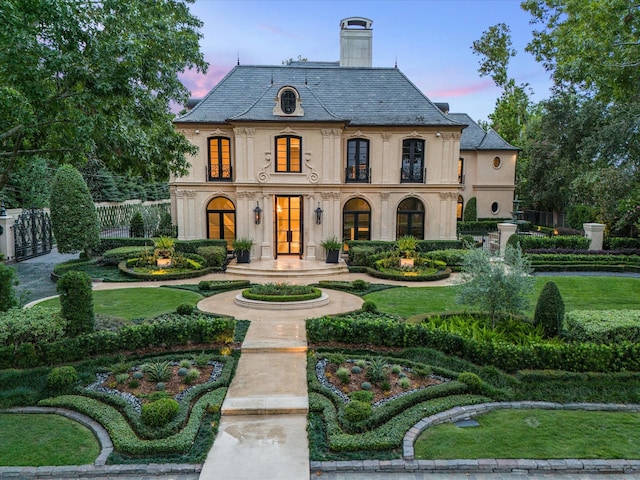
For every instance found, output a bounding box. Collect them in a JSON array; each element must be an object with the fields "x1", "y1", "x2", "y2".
[{"x1": 275, "y1": 195, "x2": 303, "y2": 257}]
